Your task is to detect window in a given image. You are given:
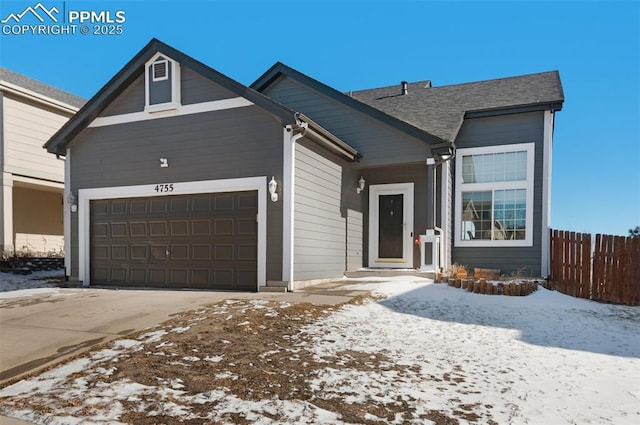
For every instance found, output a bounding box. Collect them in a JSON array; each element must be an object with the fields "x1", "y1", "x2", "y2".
[{"x1": 455, "y1": 143, "x2": 534, "y2": 247}]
